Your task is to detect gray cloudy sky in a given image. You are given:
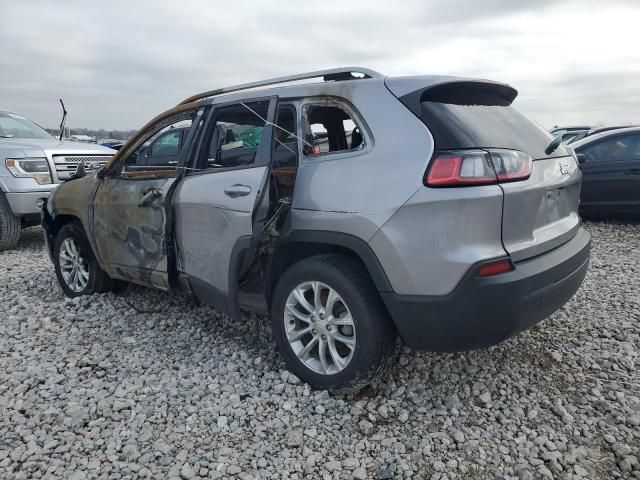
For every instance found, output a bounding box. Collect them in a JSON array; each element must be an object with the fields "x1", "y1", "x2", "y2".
[{"x1": 1, "y1": 0, "x2": 639, "y2": 131}]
